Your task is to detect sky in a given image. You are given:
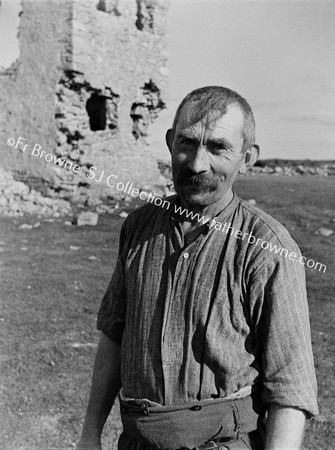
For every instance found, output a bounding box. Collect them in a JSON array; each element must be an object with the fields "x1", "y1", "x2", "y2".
[
  {"x1": 0, "y1": 0, "x2": 20, "y2": 68},
  {"x1": 149, "y1": 0, "x2": 335, "y2": 161},
  {"x1": 0, "y1": 0, "x2": 334, "y2": 161}
]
